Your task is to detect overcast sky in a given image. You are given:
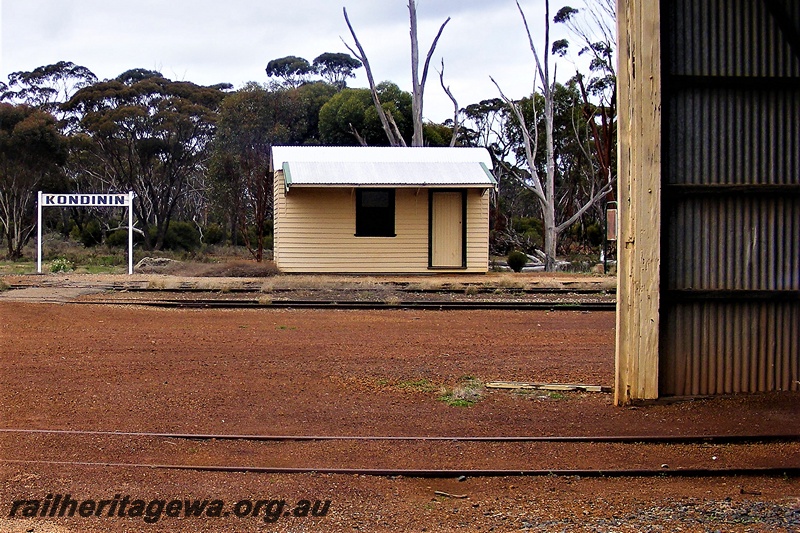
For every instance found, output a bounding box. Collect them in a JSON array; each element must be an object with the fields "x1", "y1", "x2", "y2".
[{"x1": 1, "y1": 0, "x2": 584, "y2": 122}]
